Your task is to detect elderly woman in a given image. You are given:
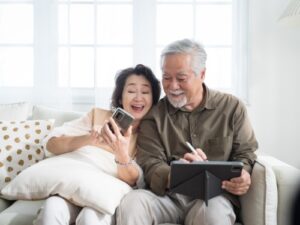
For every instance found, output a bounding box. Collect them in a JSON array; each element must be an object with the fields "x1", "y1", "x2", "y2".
[{"x1": 33, "y1": 64, "x2": 161, "y2": 225}]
